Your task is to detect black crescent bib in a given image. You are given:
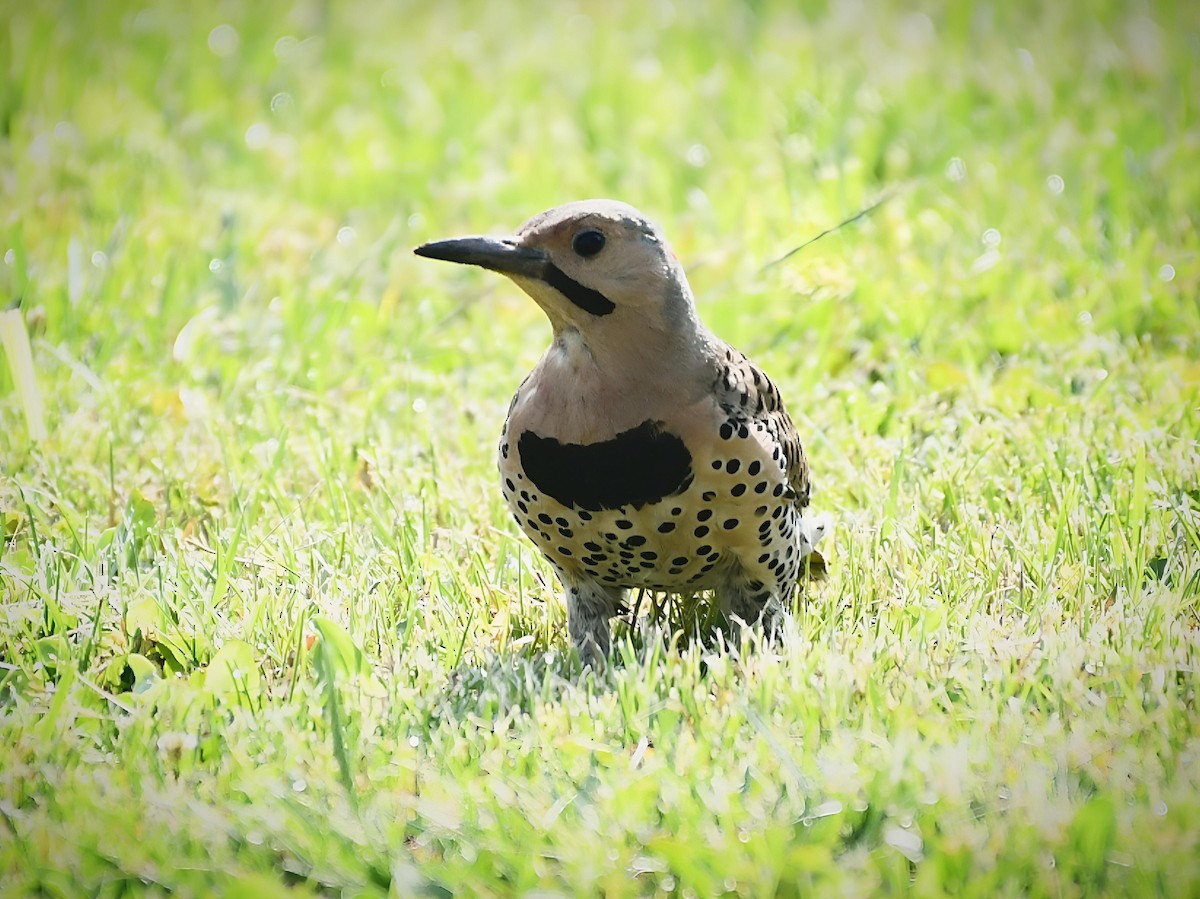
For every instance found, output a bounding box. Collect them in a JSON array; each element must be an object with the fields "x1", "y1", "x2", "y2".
[{"x1": 517, "y1": 420, "x2": 692, "y2": 511}]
